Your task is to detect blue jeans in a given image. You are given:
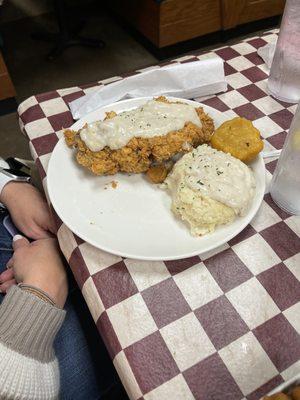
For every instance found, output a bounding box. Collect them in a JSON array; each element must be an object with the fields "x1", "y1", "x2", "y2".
[{"x1": 0, "y1": 213, "x2": 121, "y2": 400}]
